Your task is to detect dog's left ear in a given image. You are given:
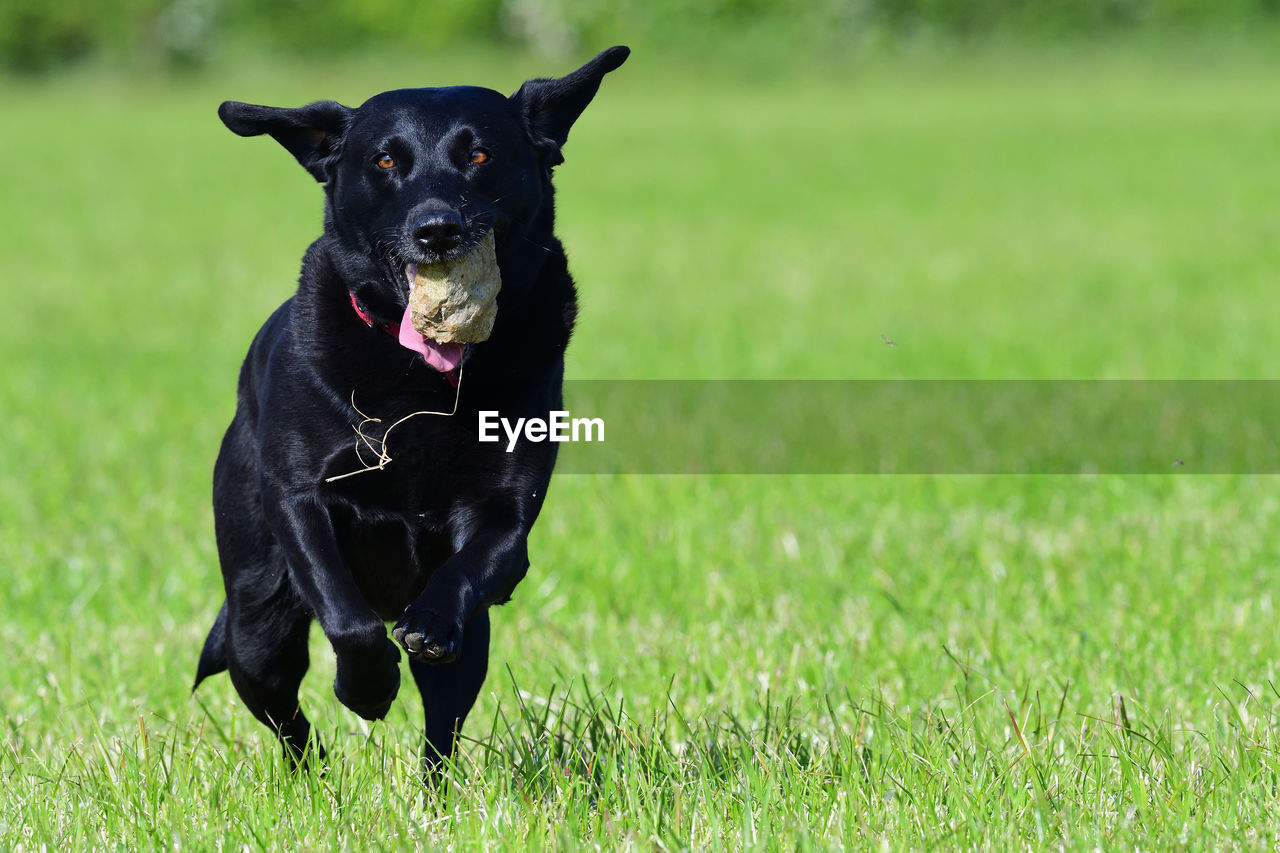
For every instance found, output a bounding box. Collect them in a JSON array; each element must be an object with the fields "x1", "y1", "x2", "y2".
[
  {"x1": 511, "y1": 46, "x2": 630, "y2": 166},
  {"x1": 218, "y1": 99, "x2": 354, "y2": 183}
]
